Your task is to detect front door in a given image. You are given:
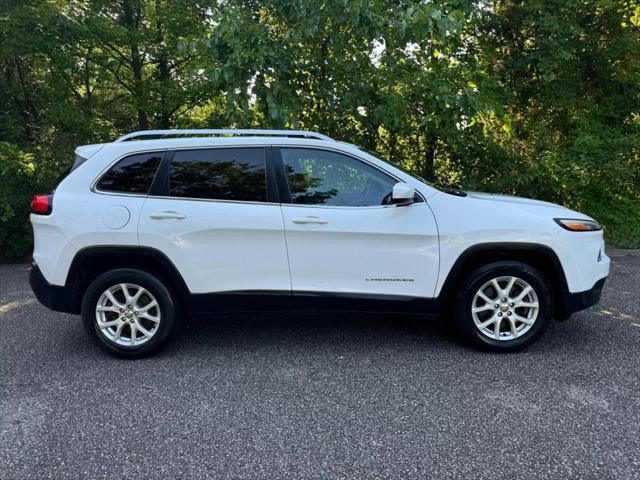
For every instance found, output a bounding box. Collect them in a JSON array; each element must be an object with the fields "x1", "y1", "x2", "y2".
[{"x1": 277, "y1": 147, "x2": 439, "y2": 299}]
